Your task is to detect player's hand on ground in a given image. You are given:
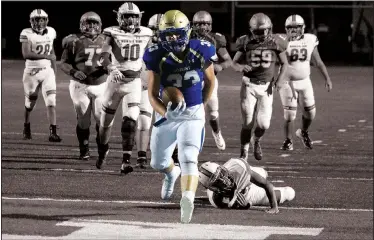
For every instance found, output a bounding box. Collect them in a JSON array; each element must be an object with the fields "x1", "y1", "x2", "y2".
[
  {"x1": 242, "y1": 65, "x2": 252, "y2": 73},
  {"x1": 47, "y1": 54, "x2": 56, "y2": 61},
  {"x1": 325, "y1": 78, "x2": 333, "y2": 92},
  {"x1": 265, "y1": 207, "x2": 279, "y2": 214},
  {"x1": 165, "y1": 101, "x2": 186, "y2": 120},
  {"x1": 73, "y1": 71, "x2": 87, "y2": 81}
]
